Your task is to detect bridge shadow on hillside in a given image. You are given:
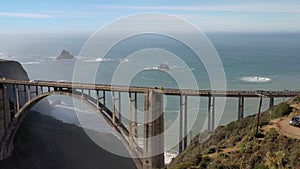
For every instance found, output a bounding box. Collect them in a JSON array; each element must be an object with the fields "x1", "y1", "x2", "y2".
[{"x1": 0, "y1": 111, "x2": 137, "y2": 169}]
